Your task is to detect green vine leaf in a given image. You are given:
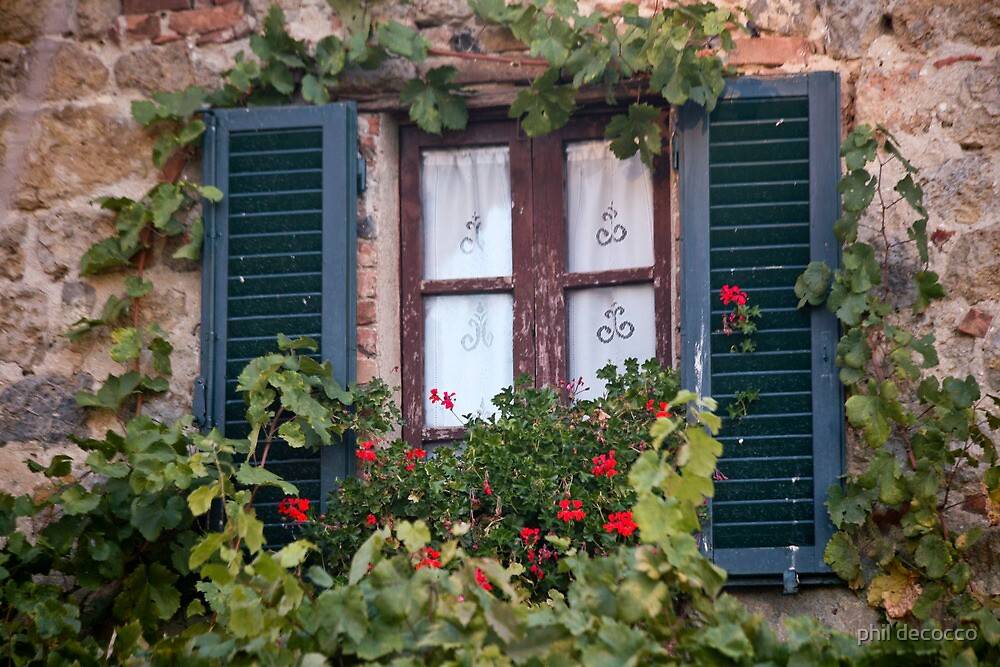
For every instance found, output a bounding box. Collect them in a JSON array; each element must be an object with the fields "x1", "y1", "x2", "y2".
[
  {"x1": 173, "y1": 217, "x2": 204, "y2": 261},
  {"x1": 794, "y1": 261, "x2": 832, "y2": 308},
  {"x1": 376, "y1": 21, "x2": 428, "y2": 62},
  {"x1": 913, "y1": 270, "x2": 945, "y2": 313},
  {"x1": 110, "y1": 327, "x2": 142, "y2": 364},
  {"x1": 508, "y1": 68, "x2": 575, "y2": 137},
  {"x1": 605, "y1": 104, "x2": 662, "y2": 165},
  {"x1": 75, "y1": 372, "x2": 144, "y2": 410},
  {"x1": 400, "y1": 66, "x2": 468, "y2": 135},
  {"x1": 824, "y1": 531, "x2": 861, "y2": 585}
]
